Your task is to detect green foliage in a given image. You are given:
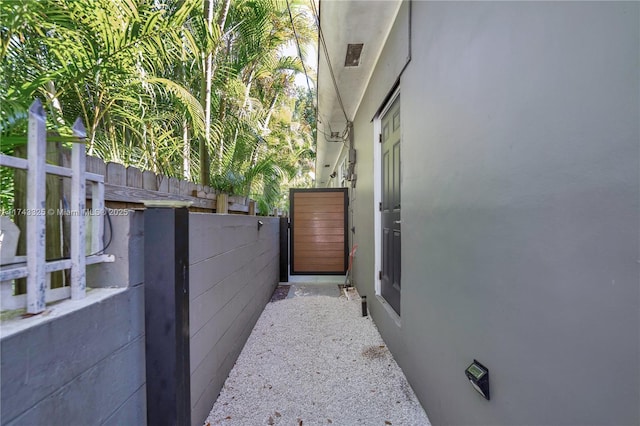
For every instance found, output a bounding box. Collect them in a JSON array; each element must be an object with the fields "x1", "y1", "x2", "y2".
[
  {"x1": 0, "y1": 147, "x2": 17, "y2": 213},
  {"x1": 1, "y1": 0, "x2": 317, "y2": 214}
]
